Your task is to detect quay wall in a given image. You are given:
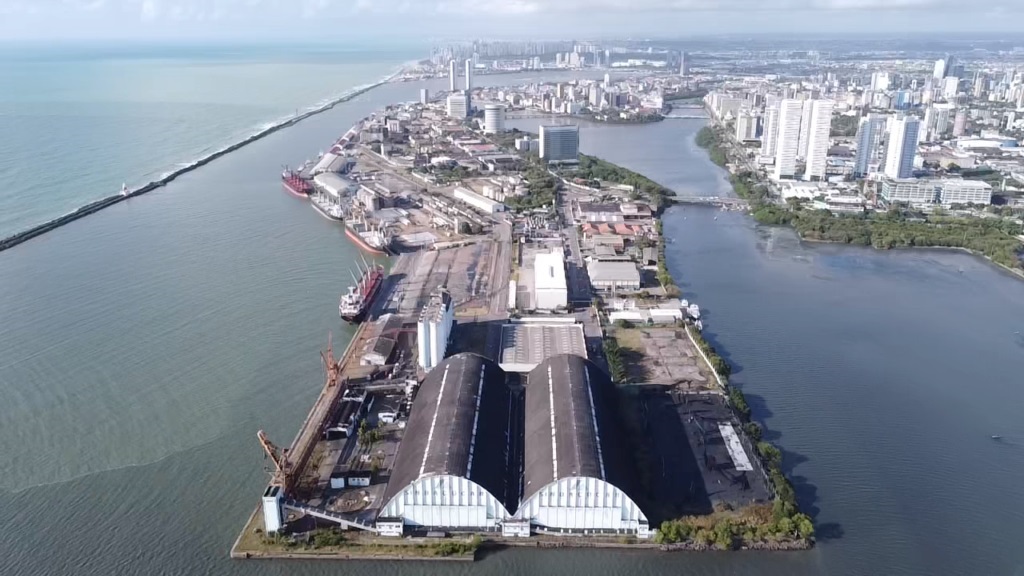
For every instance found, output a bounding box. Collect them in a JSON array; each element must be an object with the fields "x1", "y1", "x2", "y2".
[{"x1": 0, "y1": 75, "x2": 398, "y2": 254}]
